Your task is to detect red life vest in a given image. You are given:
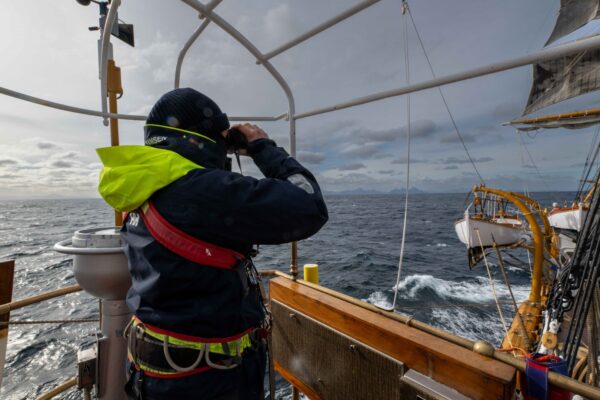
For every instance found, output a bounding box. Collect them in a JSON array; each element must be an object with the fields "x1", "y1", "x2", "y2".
[
  {"x1": 124, "y1": 202, "x2": 260, "y2": 378},
  {"x1": 137, "y1": 201, "x2": 245, "y2": 269}
]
